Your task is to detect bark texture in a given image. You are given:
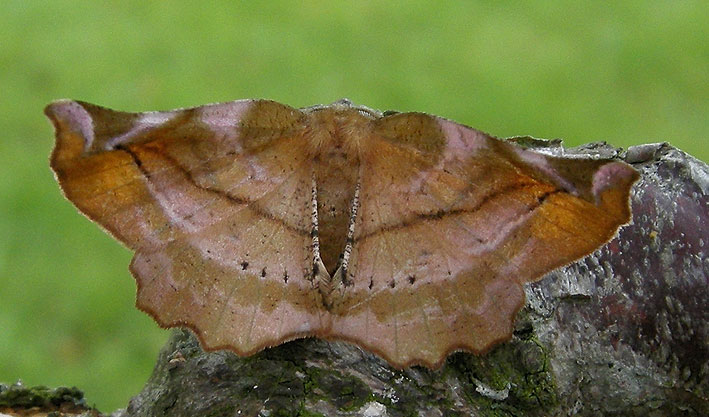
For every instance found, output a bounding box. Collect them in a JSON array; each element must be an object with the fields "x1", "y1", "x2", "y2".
[
  {"x1": 0, "y1": 383, "x2": 99, "y2": 416},
  {"x1": 113, "y1": 142, "x2": 707, "y2": 417}
]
